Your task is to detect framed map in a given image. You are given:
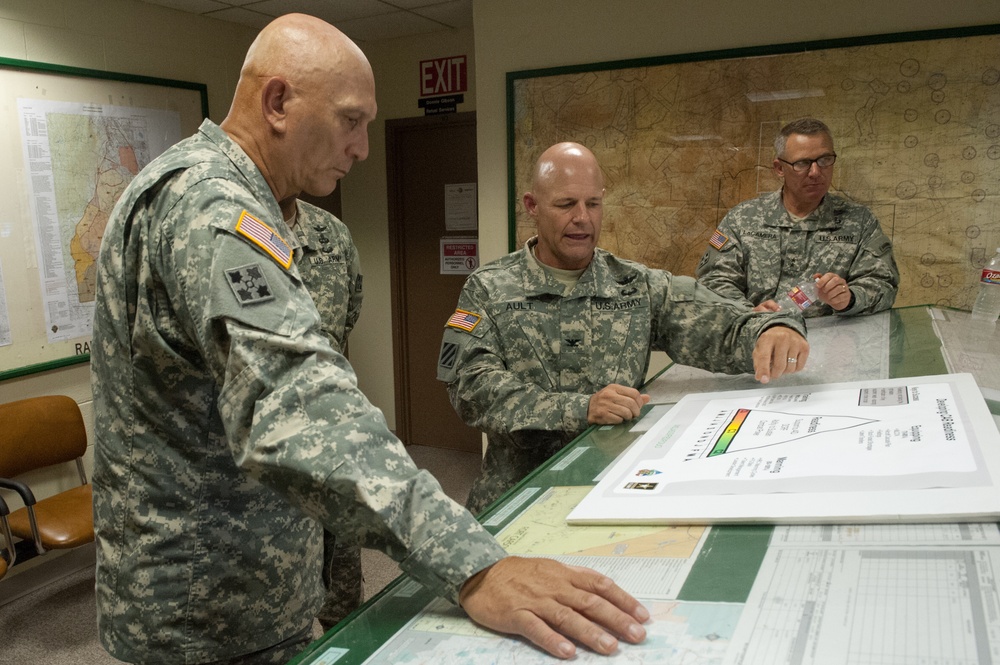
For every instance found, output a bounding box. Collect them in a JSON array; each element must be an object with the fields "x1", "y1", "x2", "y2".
[
  {"x1": 0, "y1": 58, "x2": 207, "y2": 381},
  {"x1": 507, "y1": 24, "x2": 1000, "y2": 312}
]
